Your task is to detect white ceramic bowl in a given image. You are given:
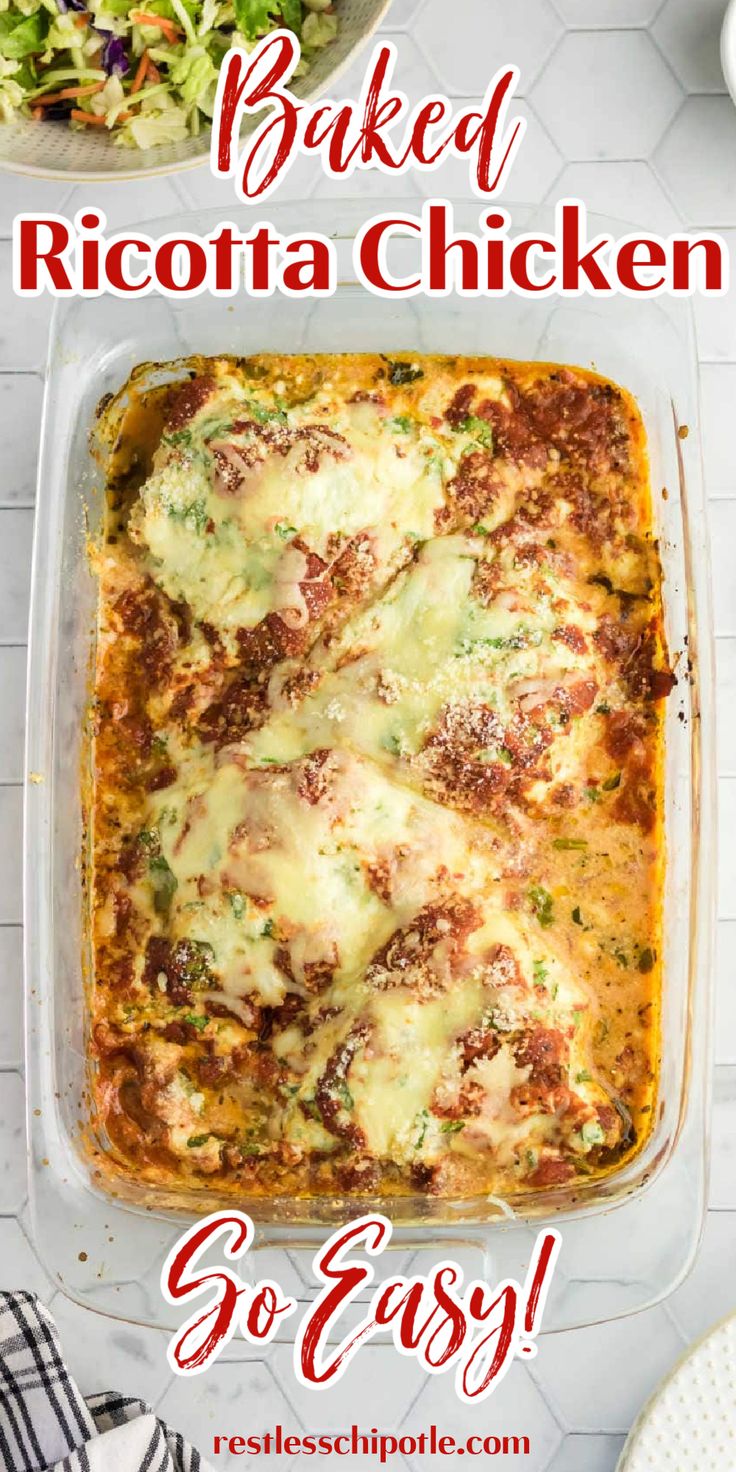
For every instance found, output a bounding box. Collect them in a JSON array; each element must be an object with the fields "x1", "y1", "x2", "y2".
[
  {"x1": 618, "y1": 1311, "x2": 736, "y2": 1471},
  {"x1": 721, "y1": 0, "x2": 736, "y2": 107},
  {"x1": 0, "y1": 0, "x2": 391, "y2": 180}
]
